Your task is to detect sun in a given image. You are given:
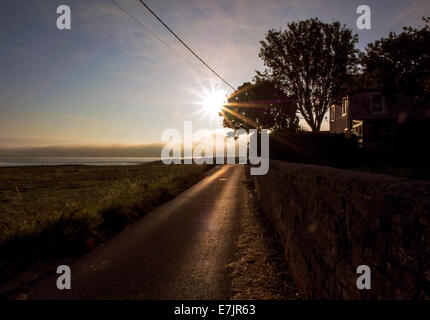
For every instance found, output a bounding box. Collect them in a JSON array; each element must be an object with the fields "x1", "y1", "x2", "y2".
[
  {"x1": 201, "y1": 89, "x2": 227, "y2": 116},
  {"x1": 190, "y1": 82, "x2": 230, "y2": 125}
]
